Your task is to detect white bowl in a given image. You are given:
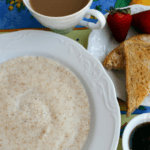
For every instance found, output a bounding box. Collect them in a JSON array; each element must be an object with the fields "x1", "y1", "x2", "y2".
[
  {"x1": 122, "y1": 113, "x2": 150, "y2": 150},
  {"x1": 0, "y1": 29, "x2": 120, "y2": 150}
]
